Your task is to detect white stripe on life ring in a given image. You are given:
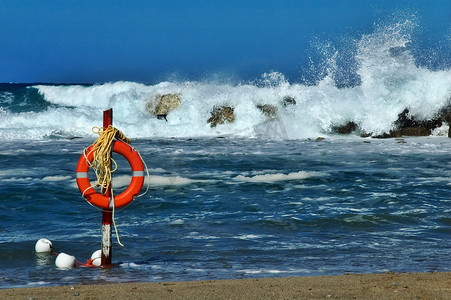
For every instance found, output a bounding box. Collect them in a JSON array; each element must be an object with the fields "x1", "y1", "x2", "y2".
[
  {"x1": 78, "y1": 171, "x2": 143, "y2": 178},
  {"x1": 77, "y1": 172, "x2": 89, "y2": 178}
]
